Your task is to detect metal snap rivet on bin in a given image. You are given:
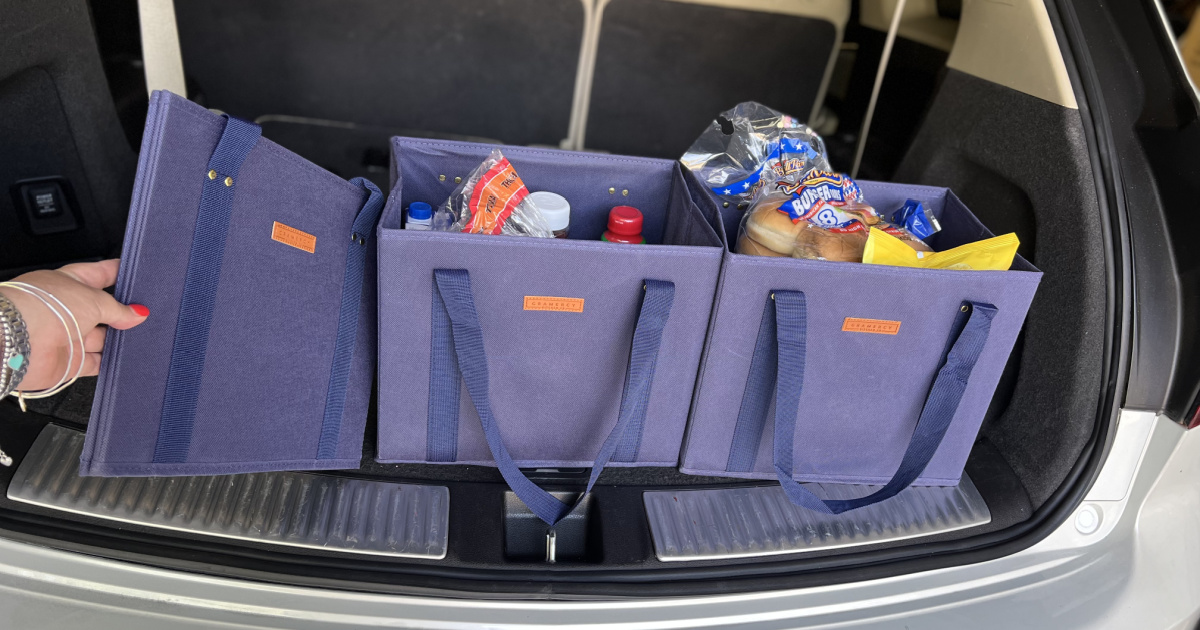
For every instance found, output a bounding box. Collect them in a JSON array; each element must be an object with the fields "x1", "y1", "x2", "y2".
[
  {"x1": 224, "y1": 176, "x2": 233, "y2": 187},
  {"x1": 770, "y1": 292, "x2": 775, "y2": 300},
  {"x1": 455, "y1": 176, "x2": 462, "y2": 184},
  {"x1": 961, "y1": 305, "x2": 970, "y2": 312},
  {"x1": 207, "y1": 169, "x2": 217, "y2": 180},
  {"x1": 723, "y1": 201, "x2": 730, "y2": 208},
  {"x1": 351, "y1": 232, "x2": 360, "y2": 242},
  {"x1": 438, "y1": 174, "x2": 446, "y2": 182},
  {"x1": 608, "y1": 187, "x2": 616, "y2": 194},
  {"x1": 622, "y1": 189, "x2": 629, "y2": 196},
  {"x1": 358, "y1": 236, "x2": 366, "y2": 246}
]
